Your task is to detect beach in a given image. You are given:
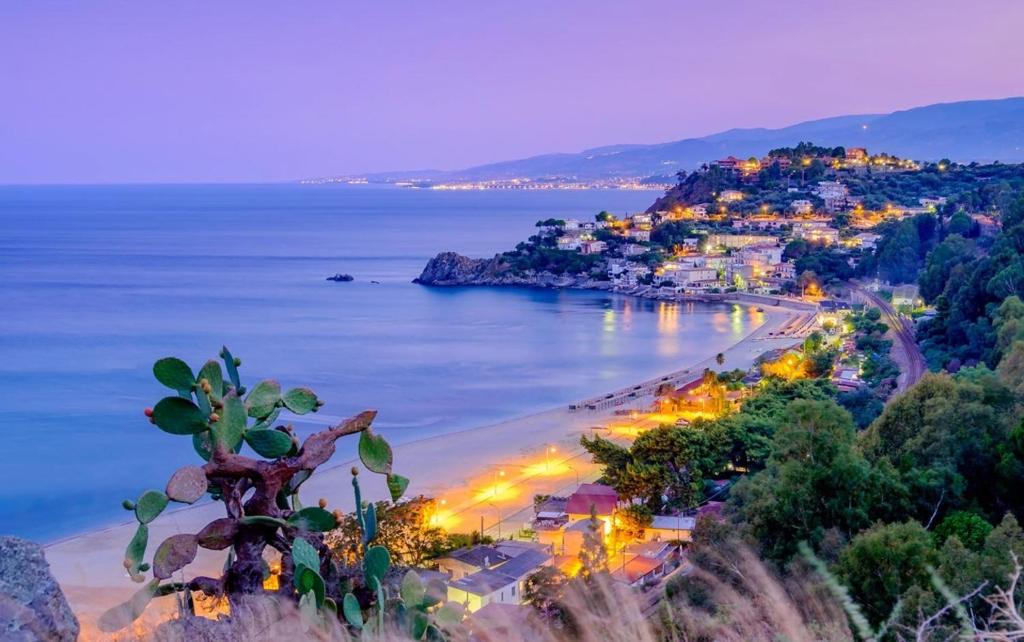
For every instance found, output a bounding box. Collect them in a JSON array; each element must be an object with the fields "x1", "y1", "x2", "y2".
[{"x1": 43, "y1": 302, "x2": 804, "y2": 637}]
